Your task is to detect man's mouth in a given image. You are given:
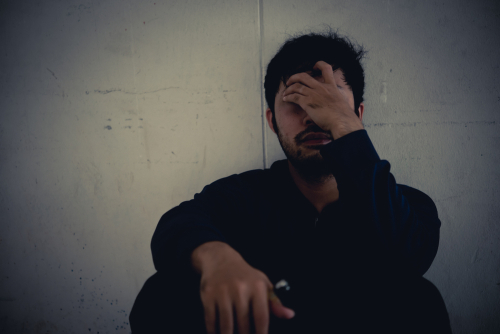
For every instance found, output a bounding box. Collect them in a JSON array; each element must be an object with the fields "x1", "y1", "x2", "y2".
[{"x1": 300, "y1": 133, "x2": 332, "y2": 146}]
